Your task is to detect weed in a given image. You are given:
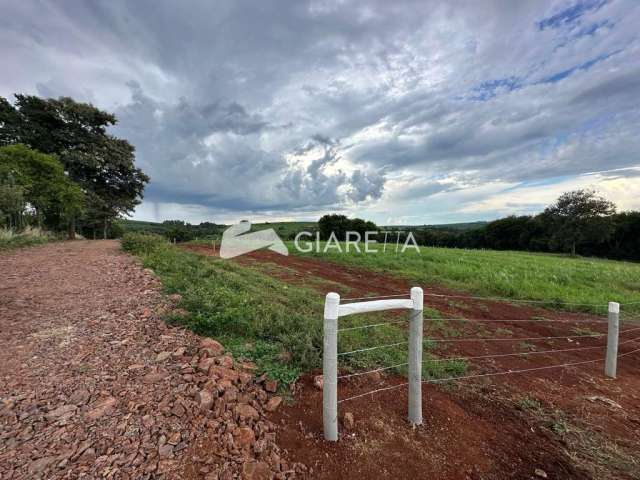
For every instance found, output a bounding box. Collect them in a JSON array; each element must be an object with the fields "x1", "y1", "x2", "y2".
[
  {"x1": 572, "y1": 327, "x2": 601, "y2": 337},
  {"x1": 516, "y1": 396, "x2": 542, "y2": 411},
  {"x1": 518, "y1": 341, "x2": 537, "y2": 352},
  {"x1": 476, "y1": 303, "x2": 490, "y2": 313},
  {"x1": 447, "y1": 300, "x2": 468, "y2": 310},
  {"x1": 423, "y1": 356, "x2": 467, "y2": 380},
  {"x1": 549, "y1": 416, "x2": 570, "y2": 435},
  {"x1": 495, "y1": 328, "x2": 513, "y2": 336}
]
